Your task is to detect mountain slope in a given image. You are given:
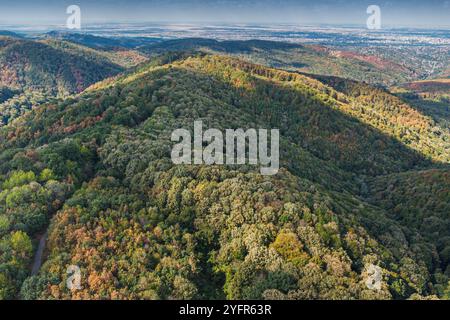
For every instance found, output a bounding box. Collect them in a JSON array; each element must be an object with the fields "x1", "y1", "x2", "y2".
[
  {"x1": 311, "y1": 75, "x2": 450, "y2": 164},
  {"x1": 0, "y1": 54, "x2": 448, "y2": 300},
  {"x1": 368, "y1": 170, "x2": 449, "y2": 258},
  {"x1": 142, "y1": 39, "x2": 415, "y2": 86},
  {"x1": 0, "y1": 37, "x2": 124, "y2": 96},
  {"x1": 0, "y1": 37, "x2": 149, "y2": 126}
]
